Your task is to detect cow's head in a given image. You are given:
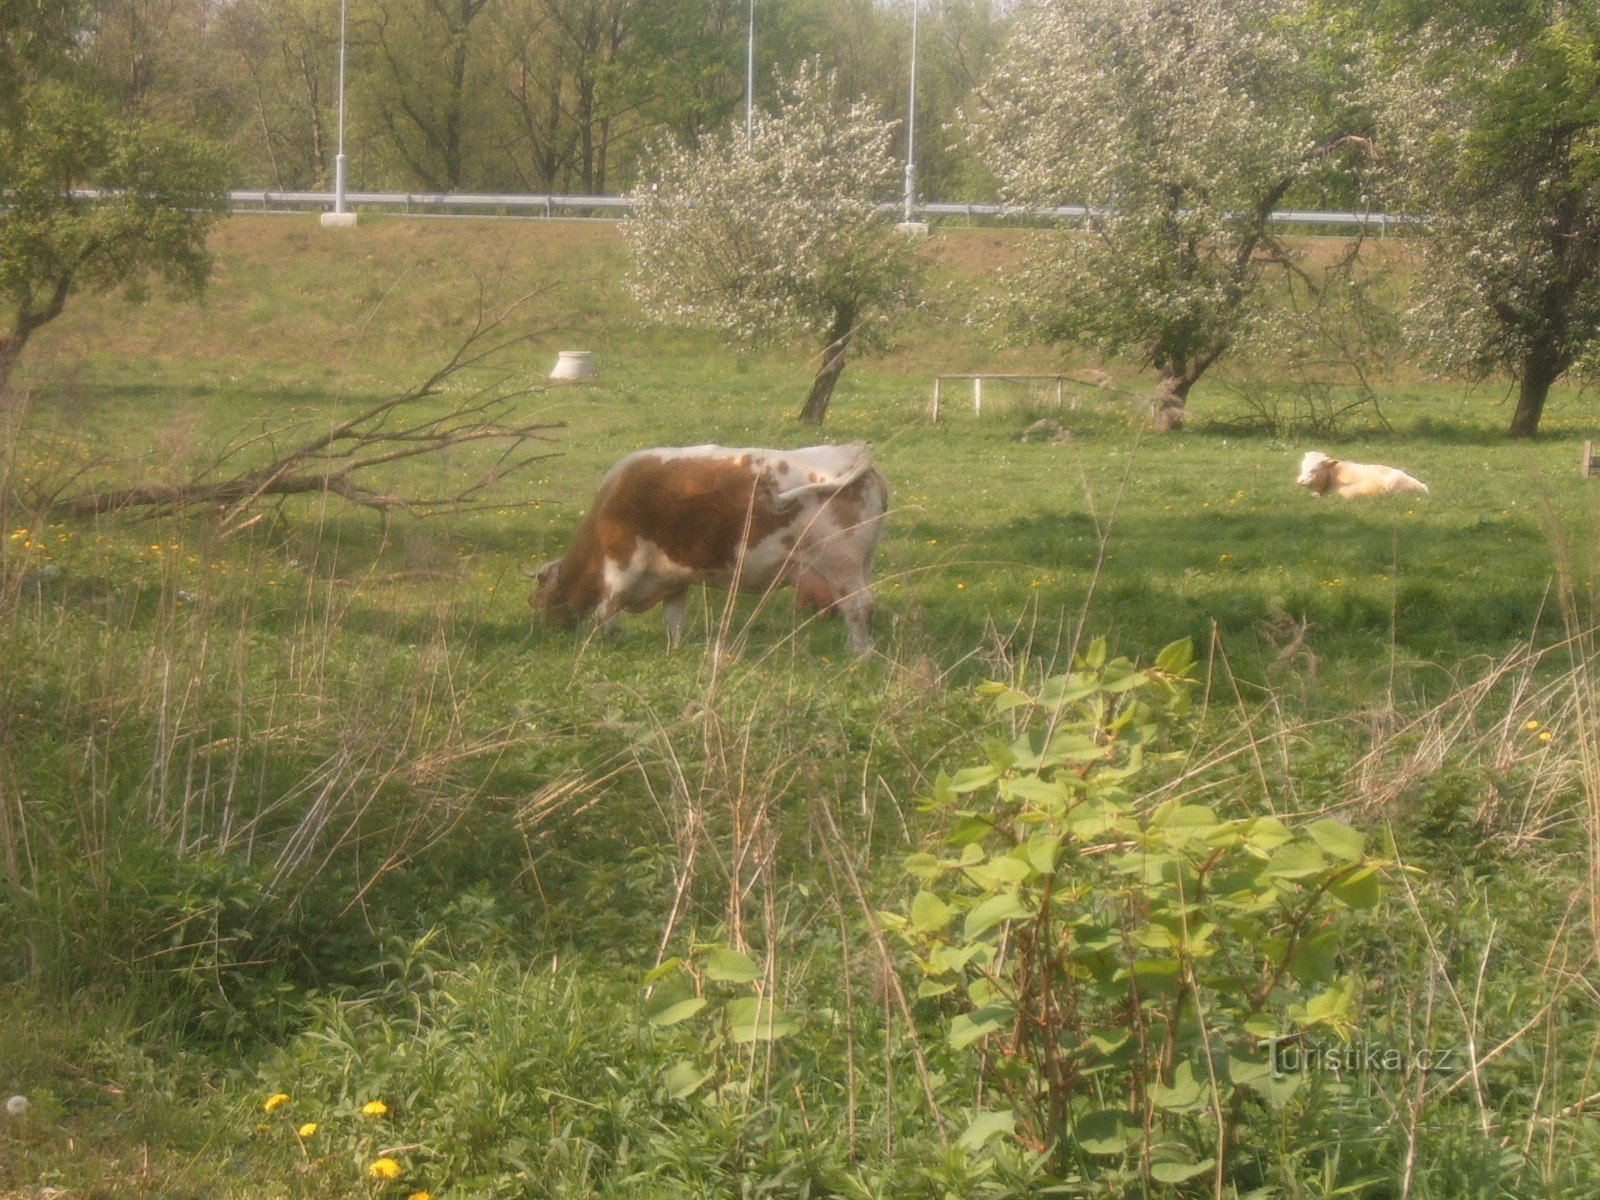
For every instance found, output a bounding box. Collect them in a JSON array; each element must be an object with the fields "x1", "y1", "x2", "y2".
[
  {"x1": 1297, "y1": 451, "x2": 1335, "y2": 495},
  {"x1": 526, "y1": 558, "x2": 580, "y2": 628}
]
